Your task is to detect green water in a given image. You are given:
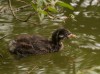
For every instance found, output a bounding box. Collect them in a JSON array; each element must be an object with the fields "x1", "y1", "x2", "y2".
[{"x1": 0, "y1": 0, "x2": 100, "y2": 74}]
